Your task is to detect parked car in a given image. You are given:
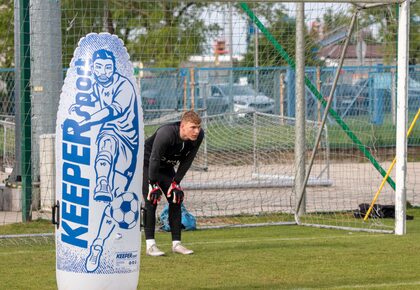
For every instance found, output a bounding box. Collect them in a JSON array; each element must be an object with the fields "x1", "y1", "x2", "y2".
[
  {"x1": 195, "y1": 85, "x2": 229, "y2": 115},
  {"x1": 407, "y1": 77, "x2": 420, "y2": 109},
  {"x1": 141, "y1": 88, "x2": 161, "y2": 119},
  {"x1": 140, "y1": 78, "x2": 180, "y2": 119},
  {"x1": 355, "y1": 77, "x2": 420, "y2": 112},
  {"x1": 320, "y1": 83, "x2": 373, "y2": 117},
  {"x1": 206, "y1": 83, "x2": 274, "y2": 116}
]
